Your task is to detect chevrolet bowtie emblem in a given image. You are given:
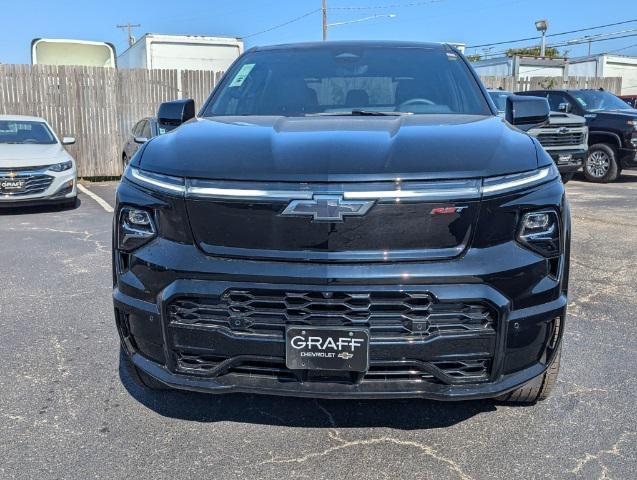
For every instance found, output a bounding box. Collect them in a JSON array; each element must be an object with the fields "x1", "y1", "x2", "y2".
[
  {"x1": 281, "y1": 195, "x2": 374, "y2": 222},
  {"x1": 338, "y1": 352, "x2": 354, "y2": 360}
]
